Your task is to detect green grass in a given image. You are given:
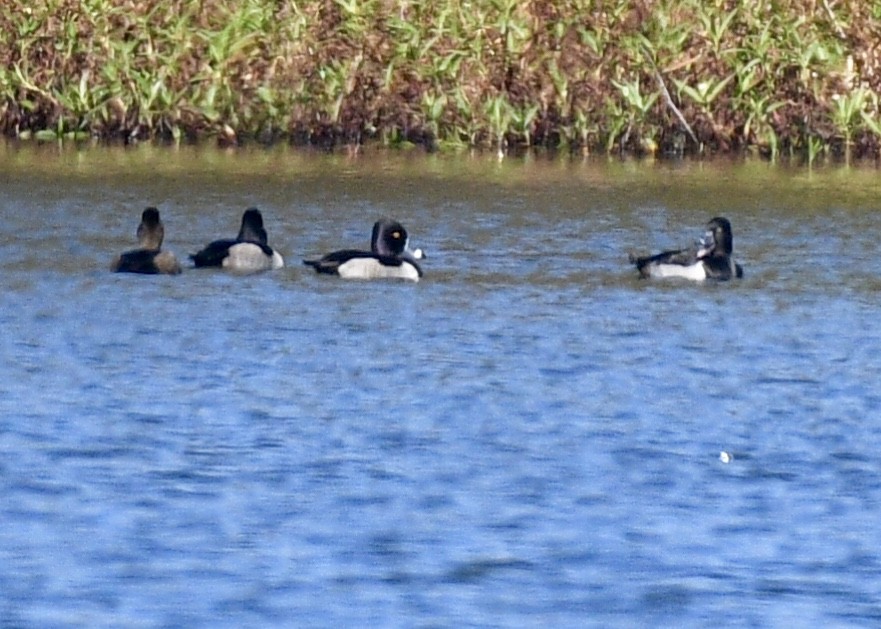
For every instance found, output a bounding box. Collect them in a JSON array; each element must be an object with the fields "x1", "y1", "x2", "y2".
[{"x1": 0, "y1": 0, "x2": 879, "y2": 160}]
